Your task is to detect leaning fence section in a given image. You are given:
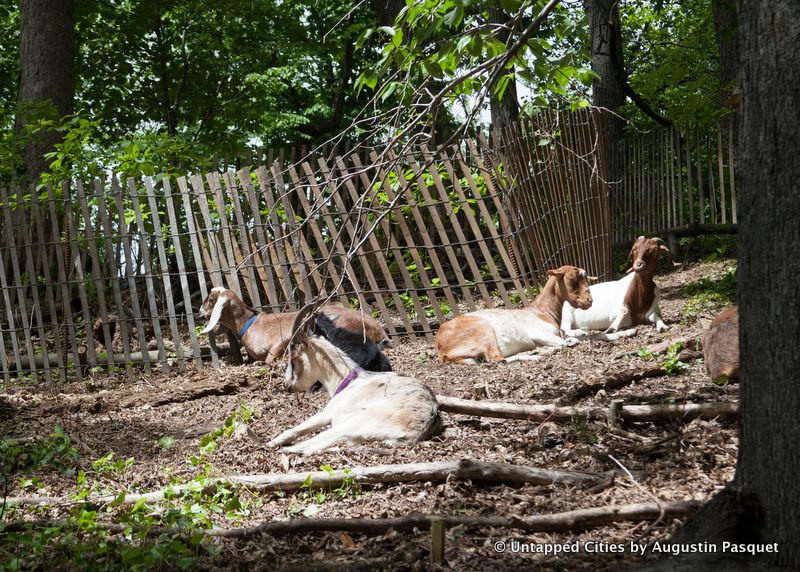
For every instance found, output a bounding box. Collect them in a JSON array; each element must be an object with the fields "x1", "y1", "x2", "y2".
[
  {"x1": 491, "y1": 109, "x2": 613, "y2": 281},
  {"x1": 614, "y1": 121, "x2": 737, "y2": 244},
  {"x1": 0, "y1": 141, "x2": 551, "y2": 381}
]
